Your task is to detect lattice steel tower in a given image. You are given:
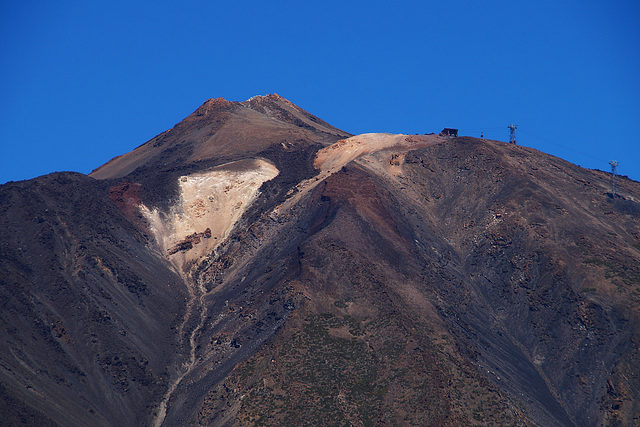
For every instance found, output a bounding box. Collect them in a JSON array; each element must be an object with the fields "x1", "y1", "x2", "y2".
[
  {"x1": 508, "y1": 124, "x2": 517, "y2": 144},
  {"x1": 609, "y1": 160, "x2": 619, "y2": 197}
]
